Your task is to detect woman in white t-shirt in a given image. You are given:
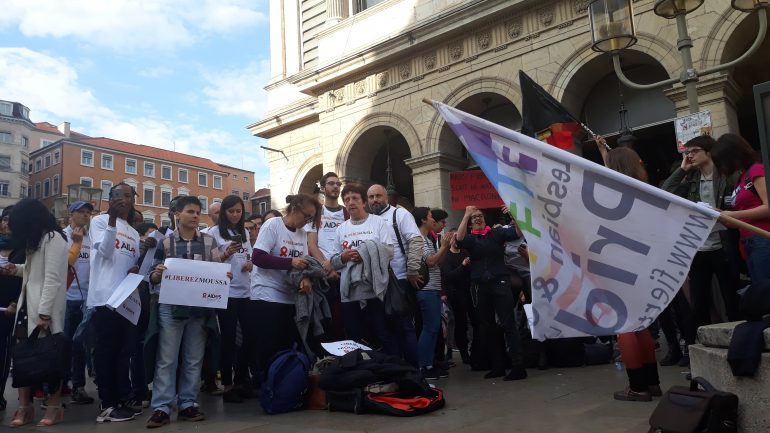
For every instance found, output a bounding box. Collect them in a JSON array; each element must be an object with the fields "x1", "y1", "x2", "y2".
[
  {"x1": 208, "y1": 195, "x2": 254, "y2": 403},
  {"x1": 249, "y1": 194, "x2": 321, "y2": 378}
]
